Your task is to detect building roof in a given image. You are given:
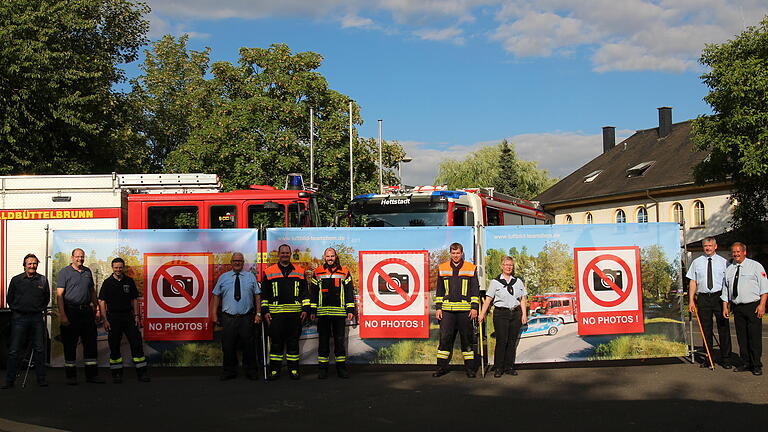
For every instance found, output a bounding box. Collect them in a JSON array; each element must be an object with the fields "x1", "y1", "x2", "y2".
[{"x1": 536, "y1": 120, "x2": 715, "y2": 207}]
